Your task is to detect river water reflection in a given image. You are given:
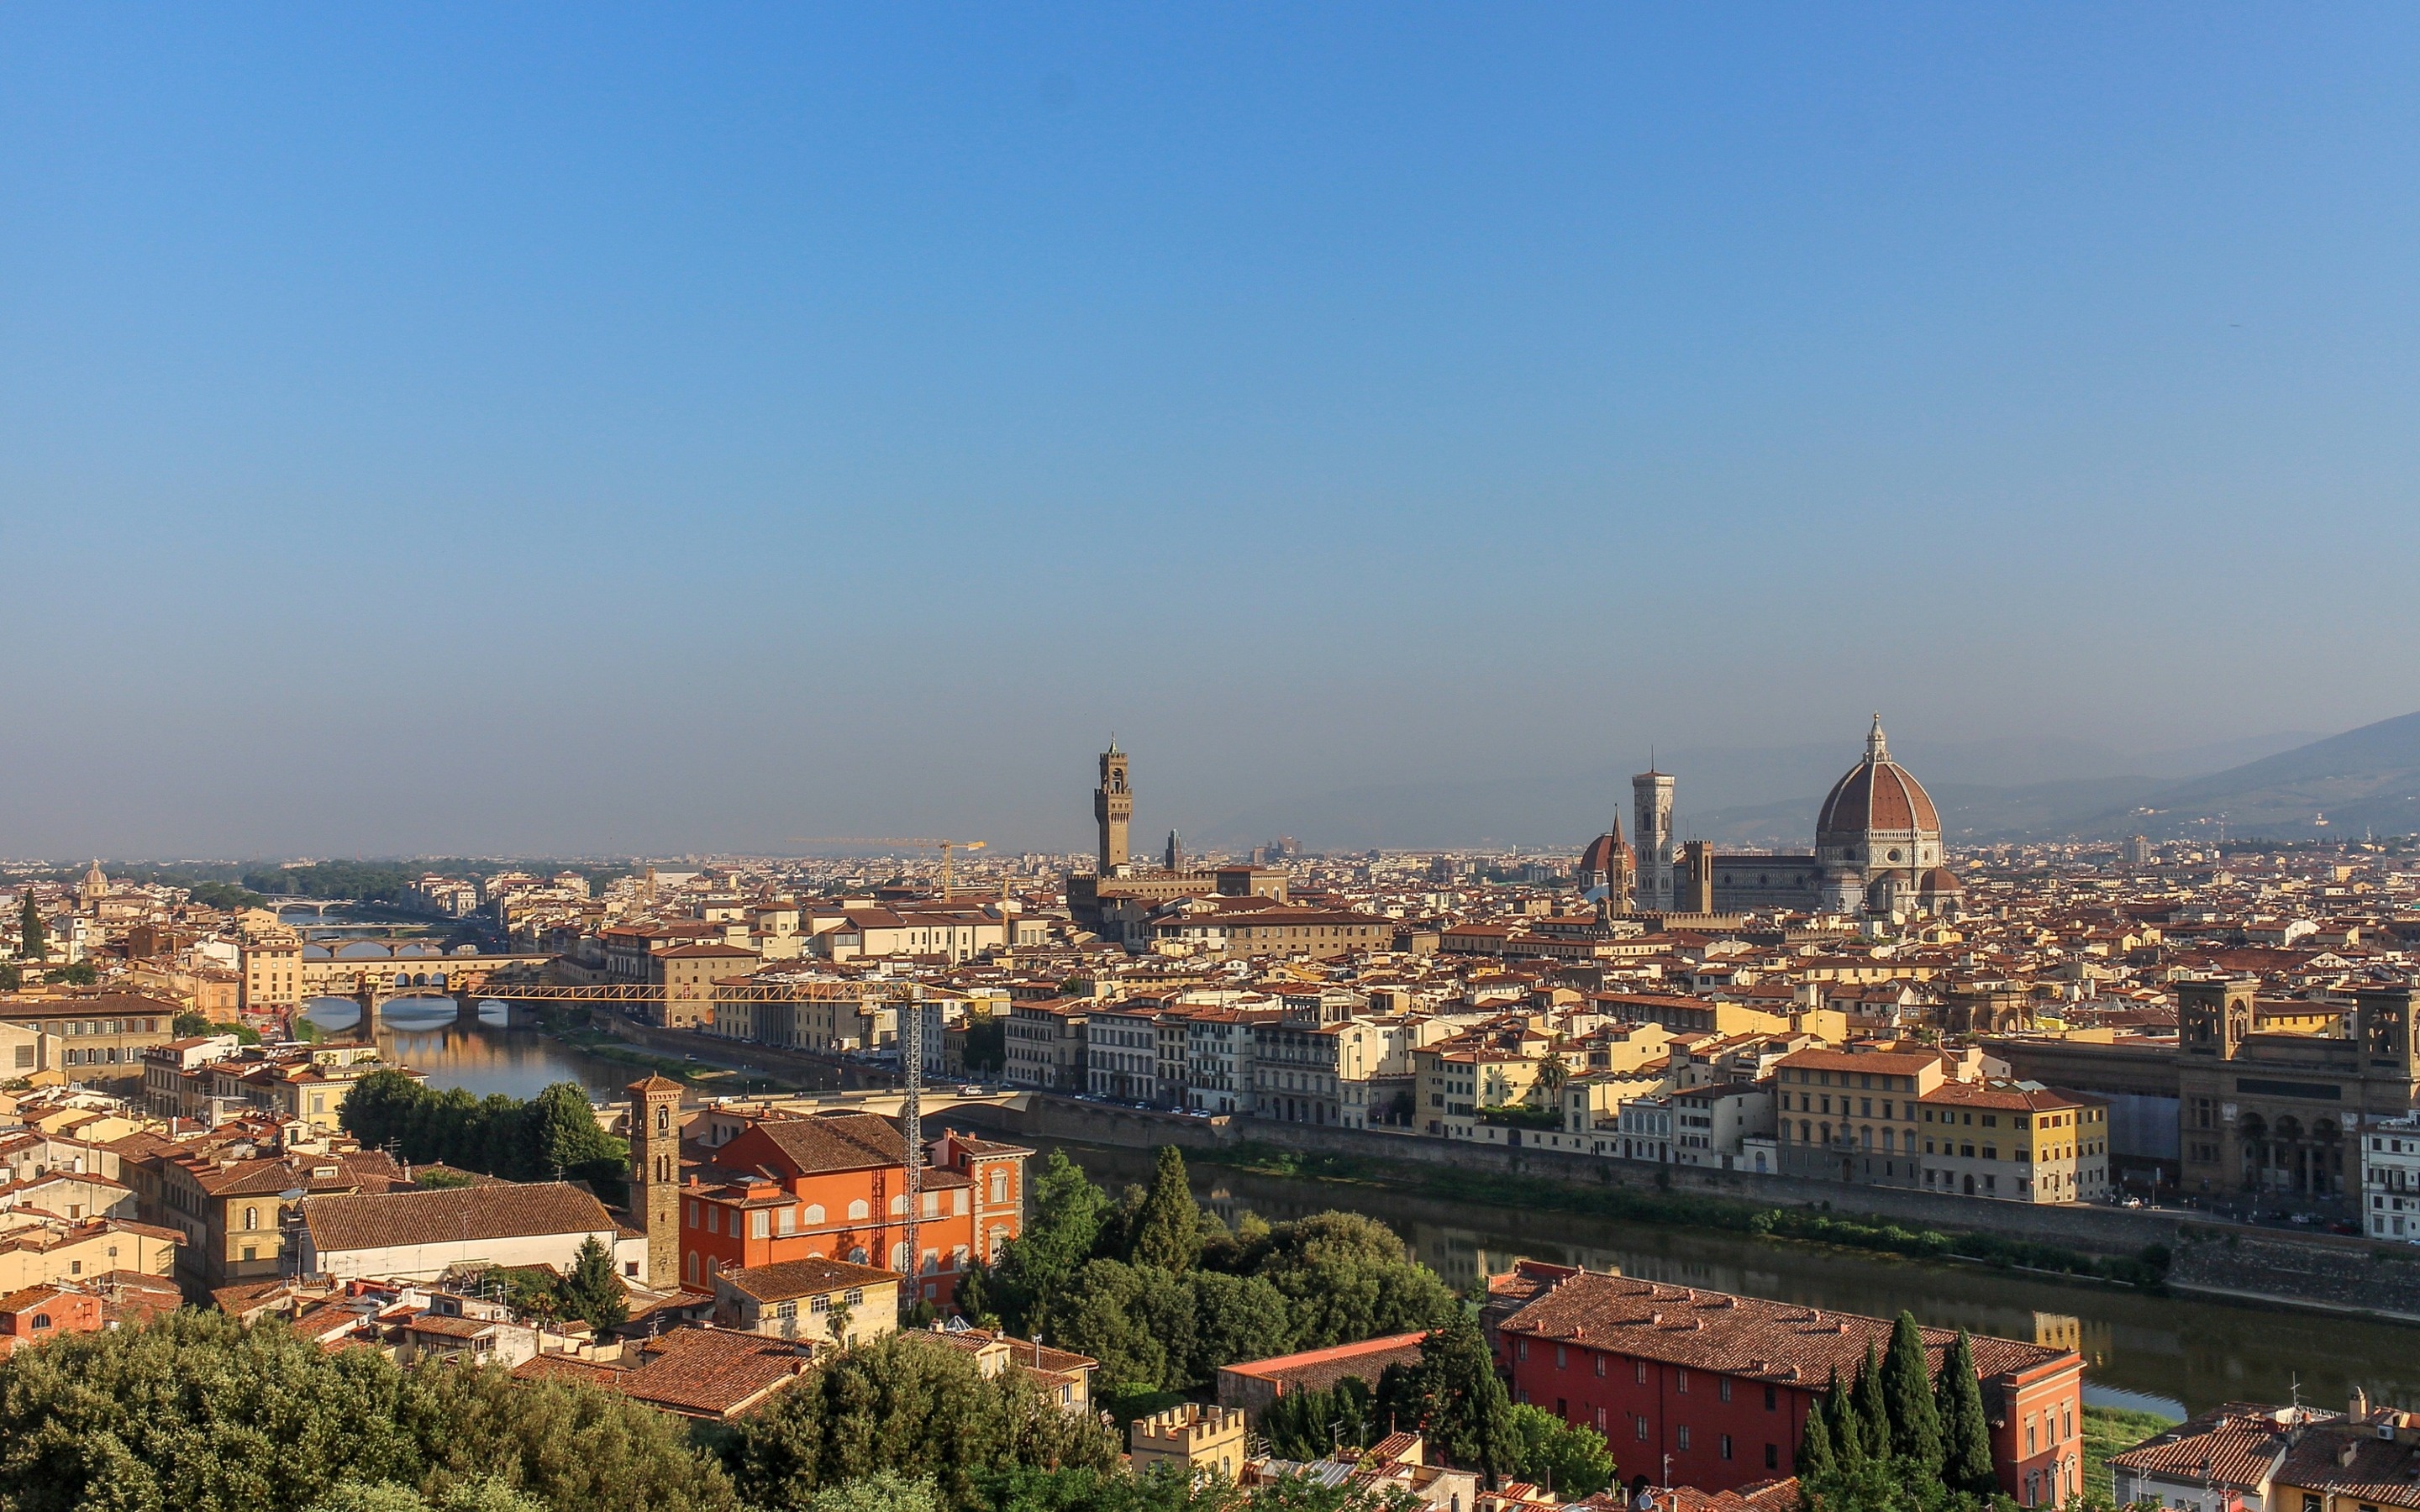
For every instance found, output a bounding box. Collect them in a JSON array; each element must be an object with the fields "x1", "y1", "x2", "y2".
[
  {"x1": 1030, "y1": 1138, "x2": 2420, "y2": 1420},
  {"x1": 302, "y1": 997, "x2": 639, "y2": 1100}
]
